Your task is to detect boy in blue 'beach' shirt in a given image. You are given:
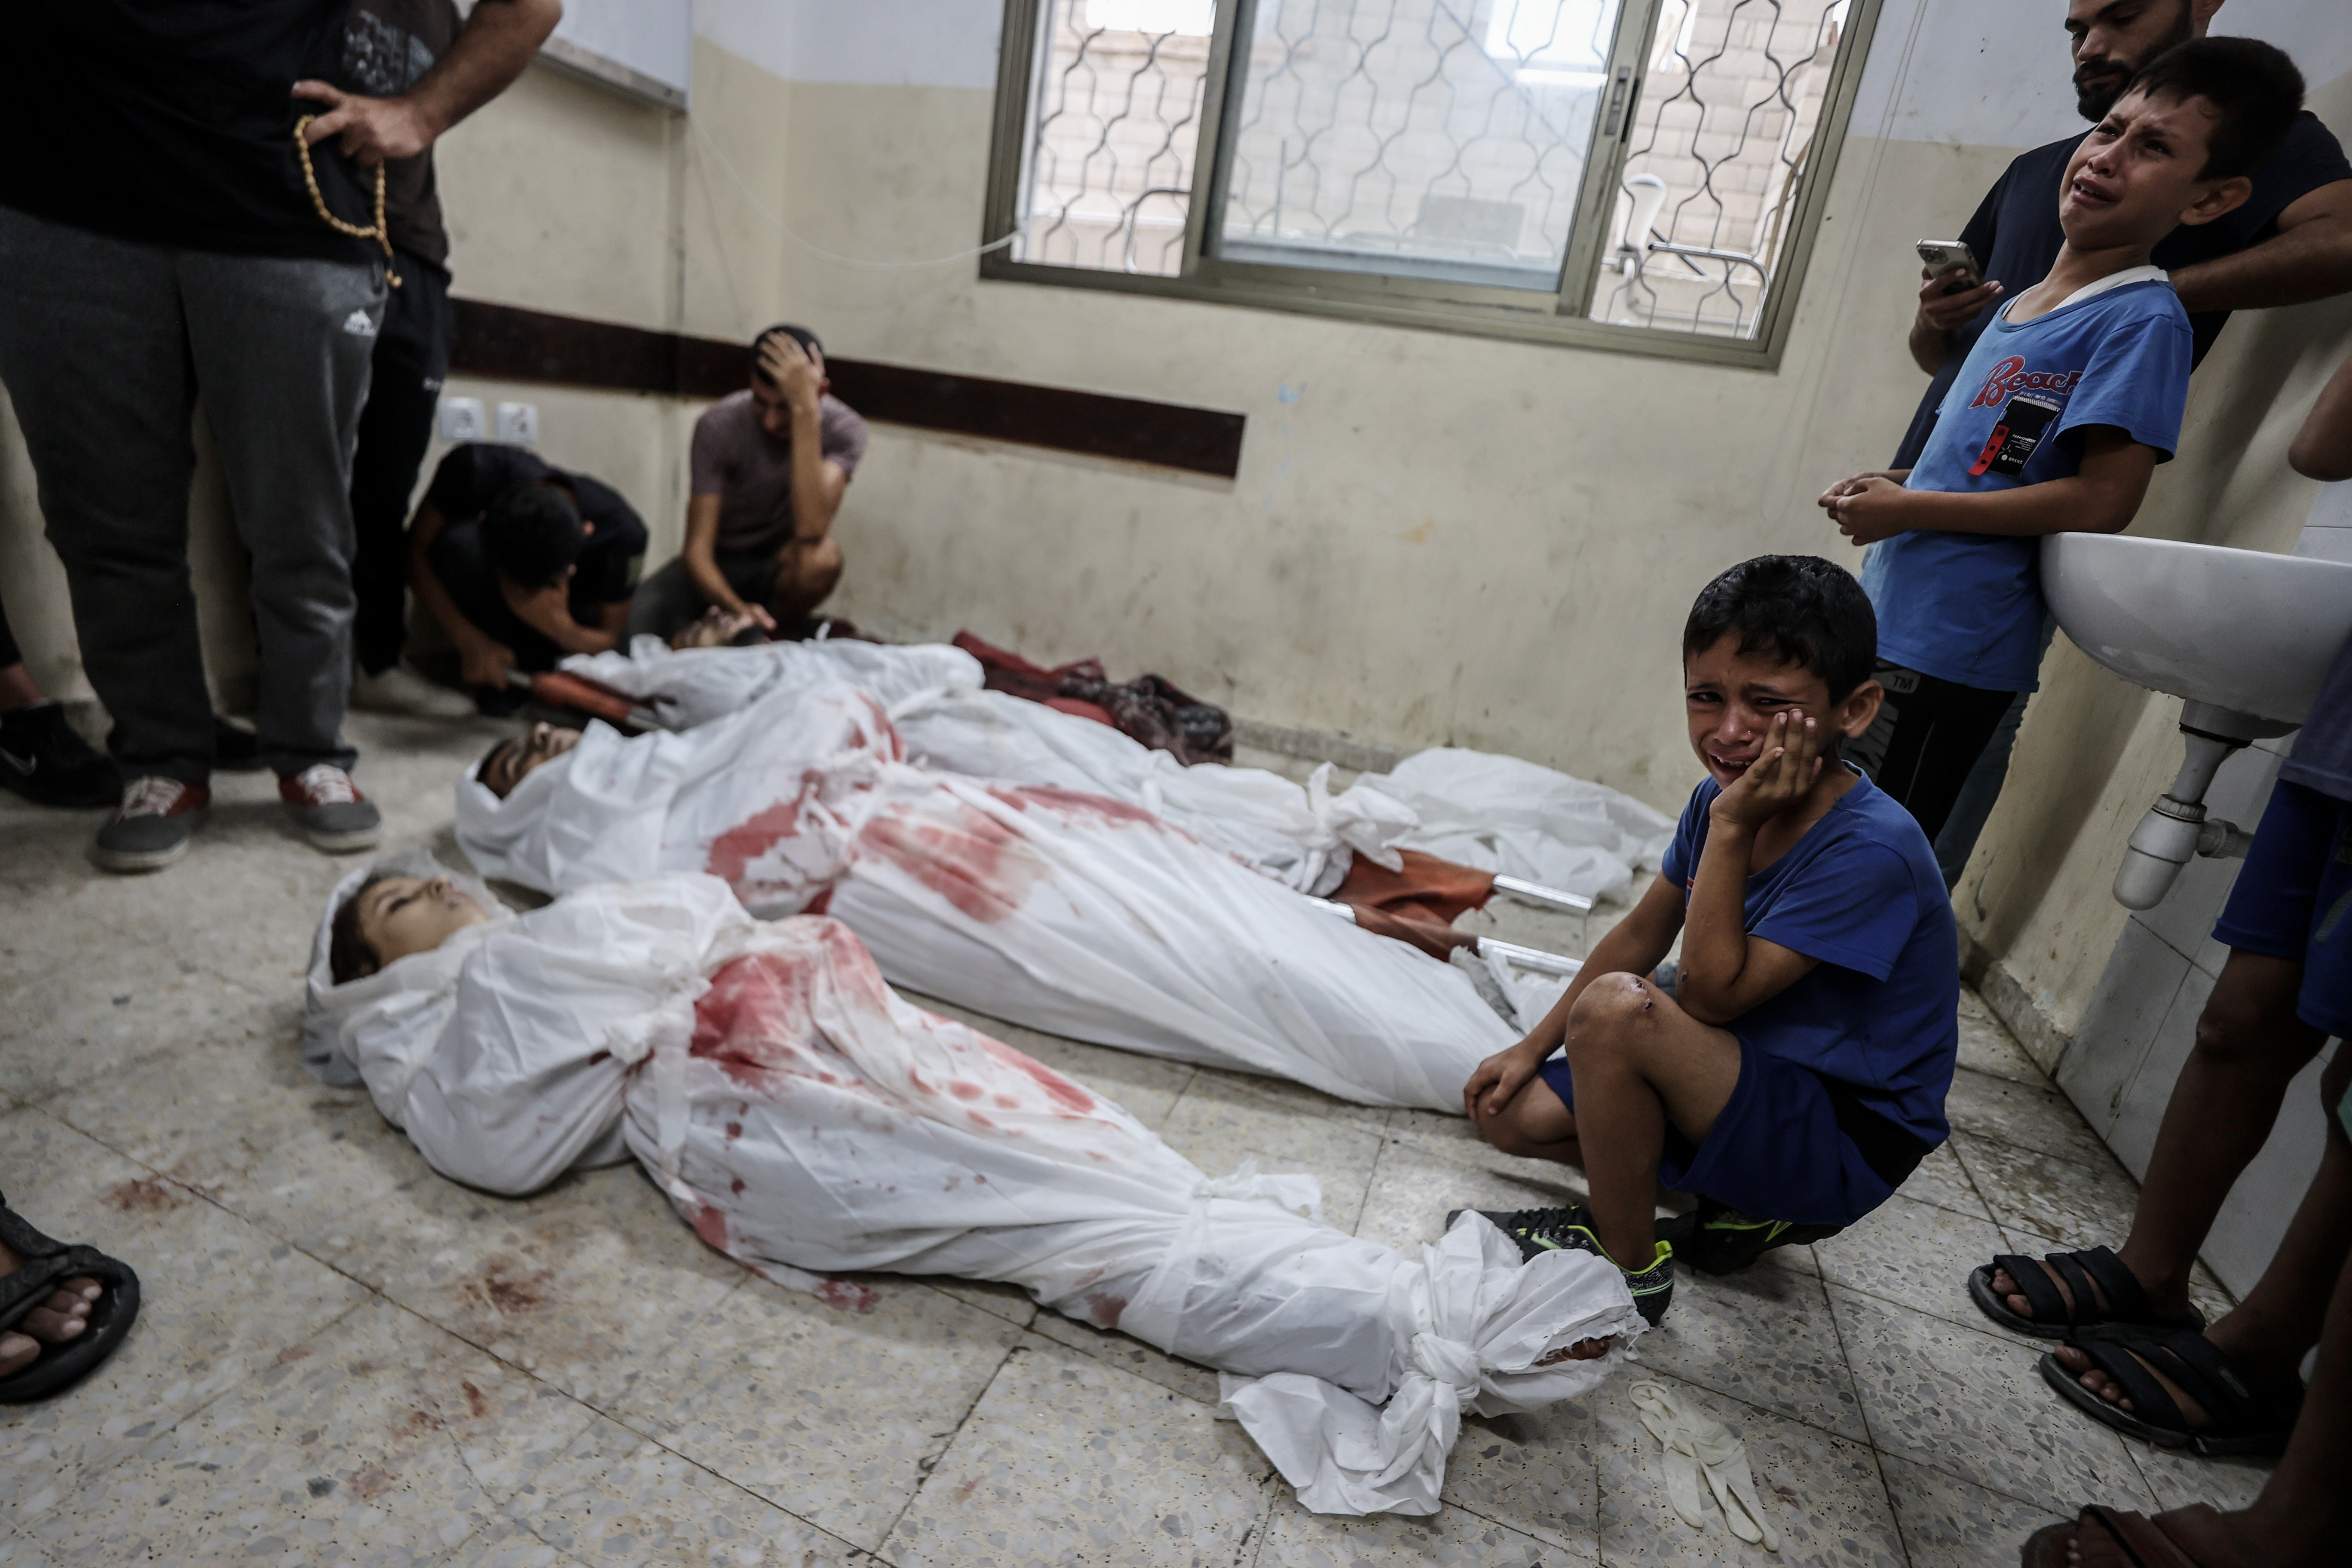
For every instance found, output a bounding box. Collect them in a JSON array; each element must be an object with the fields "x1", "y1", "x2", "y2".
[
  {"x1": 1457, "y1": 557, "x2": 1956, "y2": 1326},
  {"x1": 1817, "y1": 38, "x2": 2306, "y2": 851}
]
